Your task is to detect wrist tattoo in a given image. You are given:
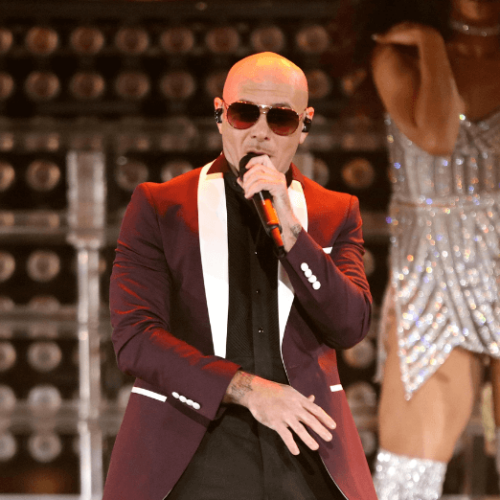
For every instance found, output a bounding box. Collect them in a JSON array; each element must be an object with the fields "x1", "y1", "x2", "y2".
[
  {"x1": 229, "y1": 371, "x2": 254, "y2": 403},
  {"x1": 291, "y1": 224, "x2": 302, "y2": 238}
]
